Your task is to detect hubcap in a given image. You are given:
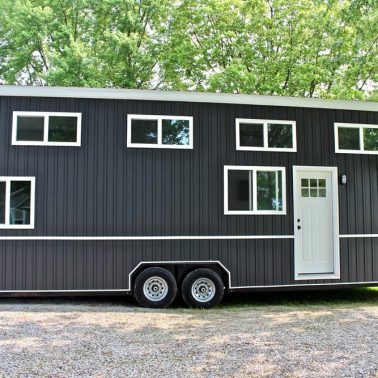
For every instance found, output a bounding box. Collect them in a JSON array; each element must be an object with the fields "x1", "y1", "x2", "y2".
[
  {"x1": 143, "y1": 276, "x2": 168, "y2": 302},
  {"x1": 191, "y1": 278, "x2": 216, "y2": 303}
]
